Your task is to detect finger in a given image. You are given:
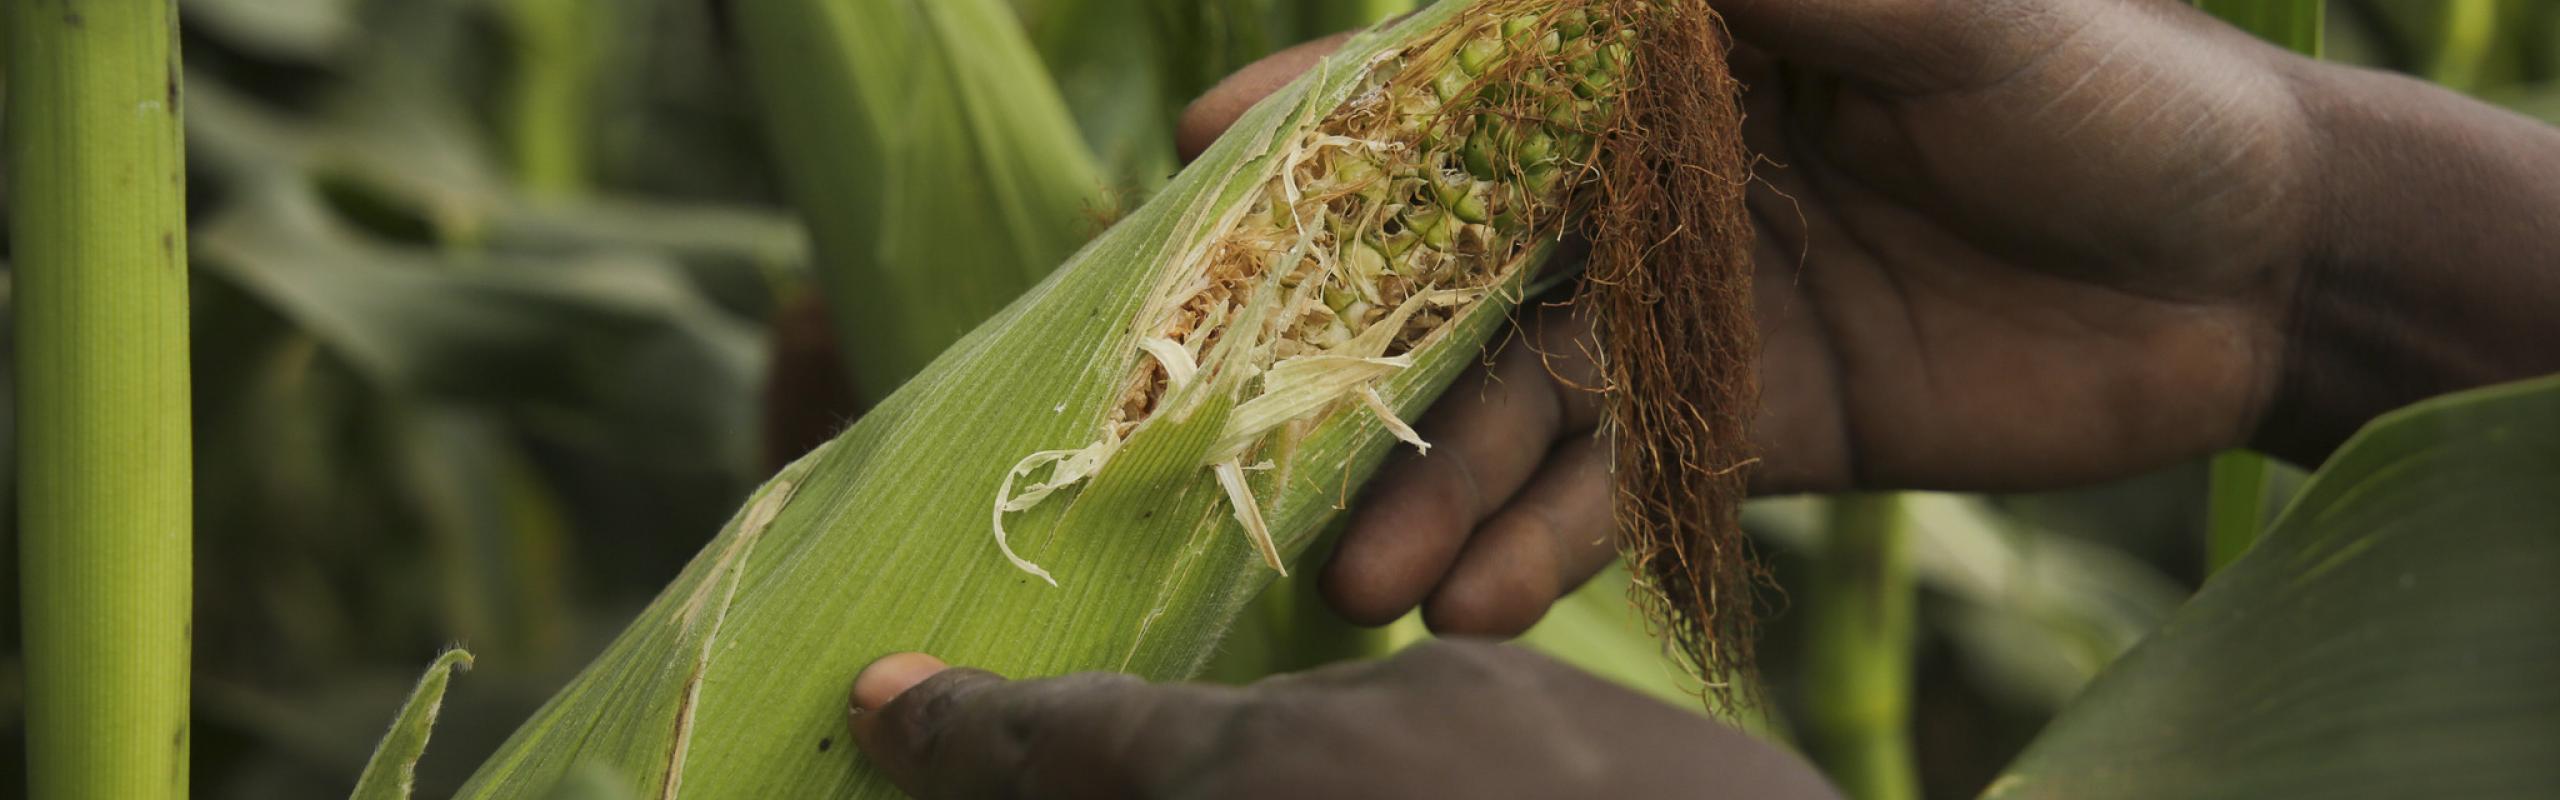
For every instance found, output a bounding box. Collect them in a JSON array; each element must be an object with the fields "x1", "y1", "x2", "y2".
[
  {"x1": 849, "y1": 656, "x2": 1242, "y2": 800},
  {"x1": 1322, "y1": 307, "x2": 1602, "y2": 626},
  {"x1": 1709, "y1": 0, "x2": 2058, "y2": 93},
  {"x1": 1424, "y1": 435, "x2": 1619, "y2": 637},
  {"x1": 1175, "y1": 32, "x2": 1357, "y2": 161}
]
